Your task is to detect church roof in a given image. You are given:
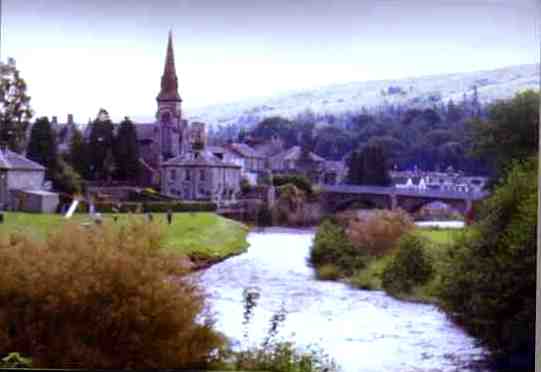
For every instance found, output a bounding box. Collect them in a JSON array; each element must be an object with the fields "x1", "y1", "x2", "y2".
[{"x1": 157, "y1": 31, "x2": 182, "y2": 102}]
